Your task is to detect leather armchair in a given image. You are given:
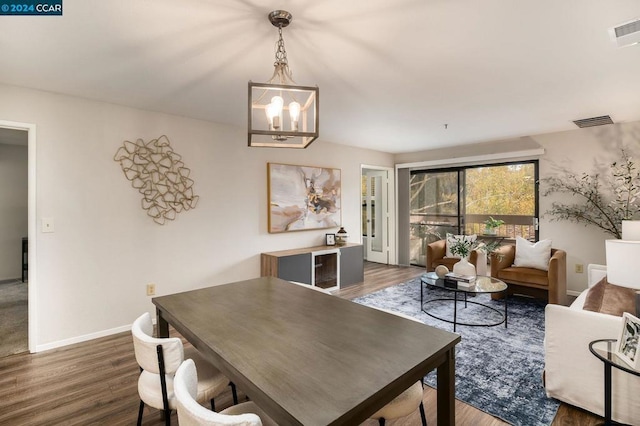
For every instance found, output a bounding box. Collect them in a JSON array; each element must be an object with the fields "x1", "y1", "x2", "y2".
[
  {"x1": 426, "y1": 239, "x2": 481, "y2": 273},
  {"x1": 490, "y1": 244, "x2": 567, "y2": 305}
]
